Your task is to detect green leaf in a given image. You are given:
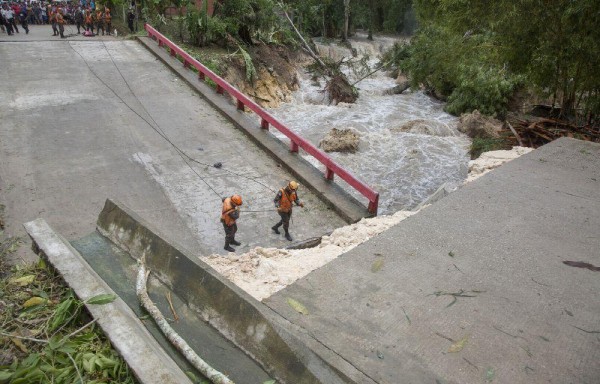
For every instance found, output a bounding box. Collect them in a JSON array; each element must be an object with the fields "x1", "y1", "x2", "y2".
[
  {"x1": 448, "y1": 335, "x2": 468, "y2": 353},
  {"x1": 9, "y1": 275, "x2": 36, "y2": 286},
  {"x1": 262, "y1": 380, "x2": 276, "y2": 384},
  {"x1": 286, "y1": 298, "x2": 309, "y2": 315},
  {"x1": 0, "y1": 371, "x2": 13, "y2": 381},
  {"x1": 86, "y1": 294, "x2": 117, "y2": 305},
  {"x1": 371, "y1": 258, "x2": 384, "y2": 272}
]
